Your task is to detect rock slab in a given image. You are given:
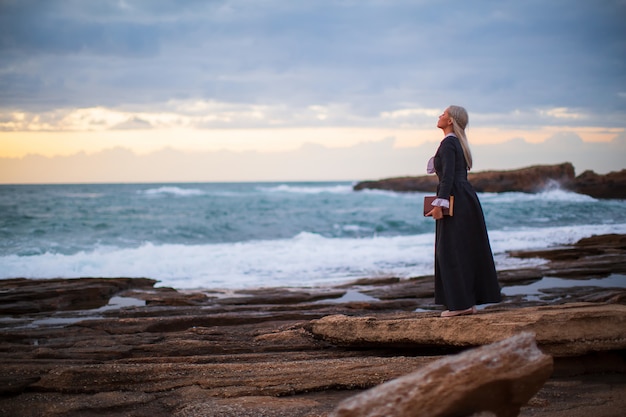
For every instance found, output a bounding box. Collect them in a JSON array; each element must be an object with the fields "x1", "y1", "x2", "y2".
[
  {"x1": 310, "y1": 303, "x2": 626, "y2": 356},
  {"x1": 353, "y1": 162, "x2": 626, "y2": 199},
  {"x1": 330, "y1": 332, "x2": 553, "y2": 417}
]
